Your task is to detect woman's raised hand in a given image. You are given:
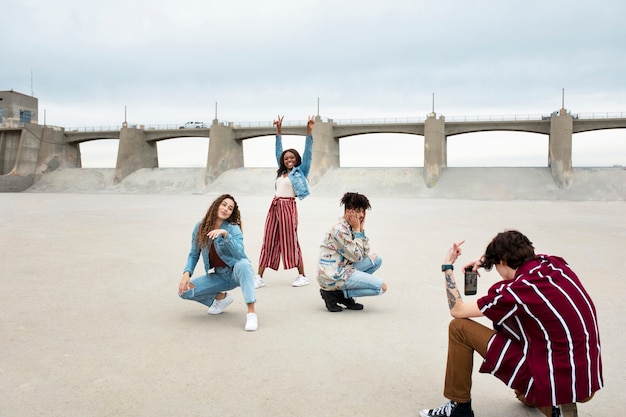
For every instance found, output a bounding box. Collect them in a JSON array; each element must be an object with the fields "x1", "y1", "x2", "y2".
[
  {"x1": 273, "y1": 115, "x2": 284, "y2": 134},
  {"x1": 307, "y1": 115, "x2": 315, "y2": 135}
]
